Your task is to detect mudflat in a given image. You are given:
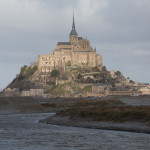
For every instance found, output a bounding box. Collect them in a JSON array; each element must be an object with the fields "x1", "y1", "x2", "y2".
[
  {"x1": 1, "y1": 96, "x2": 150, "y2": 133},
  {"x1": 40, "y1": 115, "x2": 150, "y2": 134}
]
